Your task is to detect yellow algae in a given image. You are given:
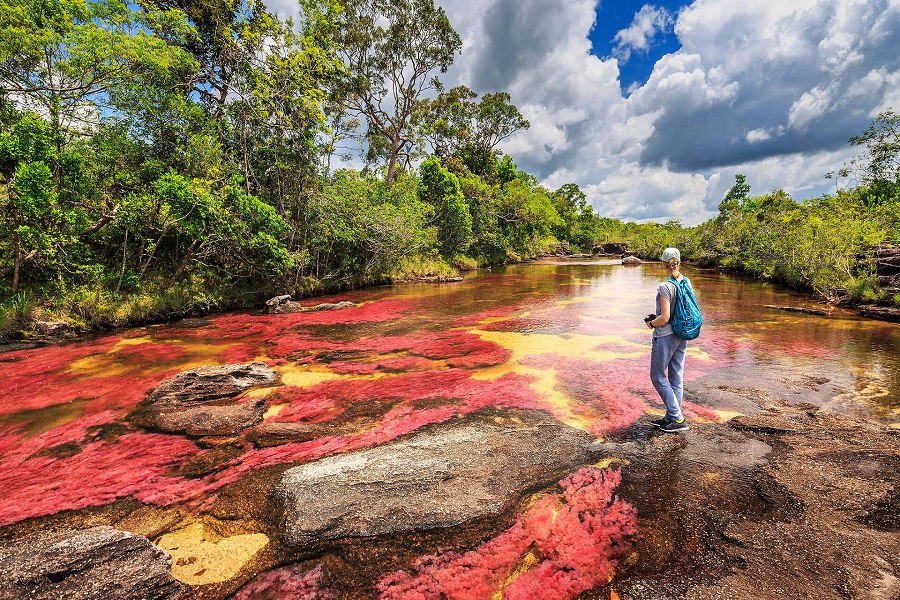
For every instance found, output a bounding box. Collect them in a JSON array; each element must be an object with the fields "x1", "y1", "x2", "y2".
[
  {"x1": 111, "y1": 336, "x2": 154, "y2": 349},
  {"x1": 277, "y1": 363, "x2": 344, "y2": 388},
  {"x1": 245, "y1": 386, "x2": 281, "y2": 399},
  {"x1": 156, "y1": 522, "x2": 268, "y2": 586},
  {"x1": 593, "y1": 457, "x2": 630, "y2": 469},
  {"x1": 710, "y1": 409, "x2": 744, "y2": 423},
  {"x1": 465, "y1": 329, "x2": 652, "y2": 432},
  {"x1": 263, "y1": 403, "x2": 288, "y2": 420},
  {"x1": 492, "y1": 551, "x2": 541, "y2": 600},
  {"x1": 470, "y1": 328, "x2": 645, "y2": 367}
]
